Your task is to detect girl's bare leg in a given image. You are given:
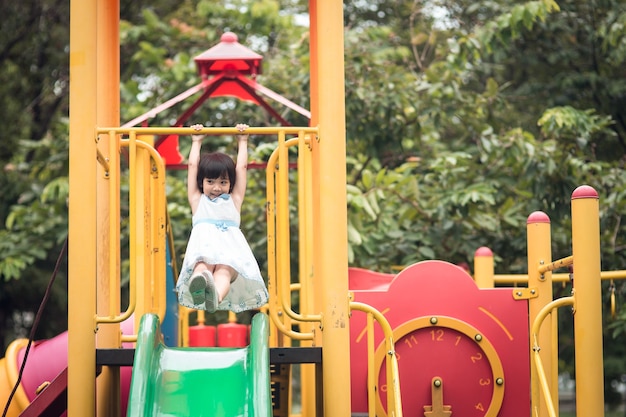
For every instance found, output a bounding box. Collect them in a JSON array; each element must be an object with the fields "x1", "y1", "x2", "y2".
[
  {"x1": 212, "y1": 264, "x2": 236, "y2": 303},
  {"x1": 192, "y1": 262, "x2": 209, "y2": 275}
]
